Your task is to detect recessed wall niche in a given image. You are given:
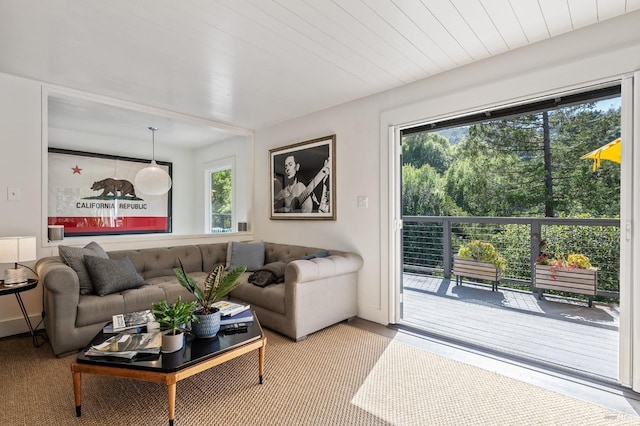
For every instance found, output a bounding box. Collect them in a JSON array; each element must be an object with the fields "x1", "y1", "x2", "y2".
[{"x1": 43, "y1": 89, "x2": 253, "y2": 238}]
